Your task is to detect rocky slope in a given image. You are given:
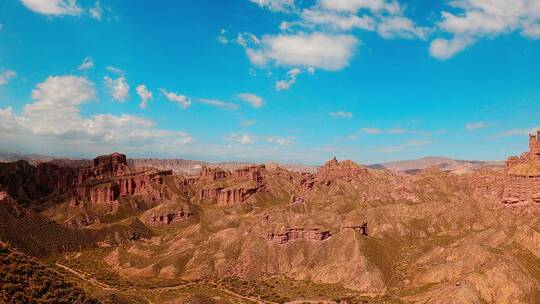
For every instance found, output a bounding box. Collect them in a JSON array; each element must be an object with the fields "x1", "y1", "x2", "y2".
[
  {"x1": 0, "y1": 149, "x2": 538, "y2": 303},
  {"x1": 0, "y1": 241, "x2": 98, "y2": 303}
]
